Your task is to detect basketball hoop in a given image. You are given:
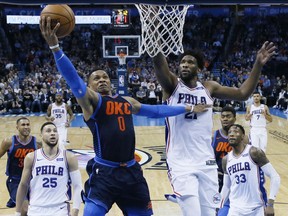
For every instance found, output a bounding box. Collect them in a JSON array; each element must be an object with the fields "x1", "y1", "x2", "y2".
[{"x1": 135, "y1": 4, "x2": 191, "y2": 57}]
